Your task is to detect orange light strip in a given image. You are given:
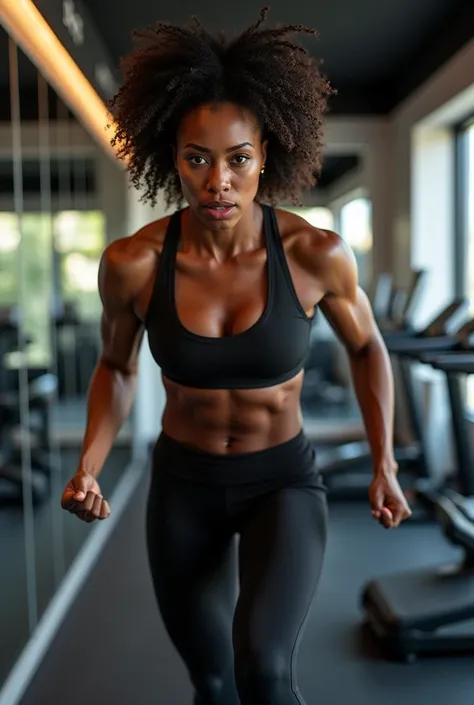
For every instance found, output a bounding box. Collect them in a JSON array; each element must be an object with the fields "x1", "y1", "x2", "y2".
[{"x1": 0, "y1": 0, "x2": 124, "y2": 163}]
